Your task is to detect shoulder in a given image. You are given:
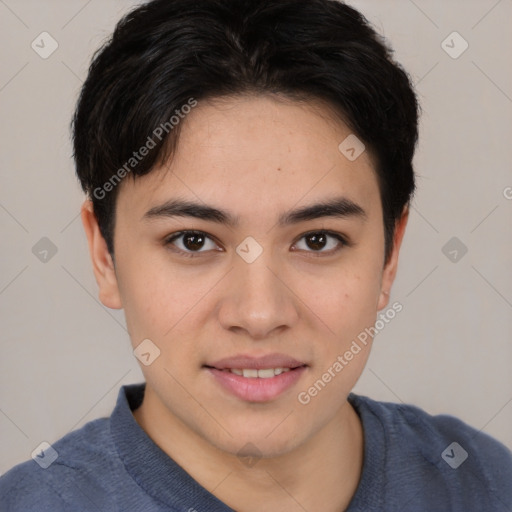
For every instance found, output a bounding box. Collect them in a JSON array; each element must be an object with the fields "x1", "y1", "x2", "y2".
[
  {"x1": 0, "y1": 417, "x2": 118, "y2": 511},
  {"x1": 350, "y1": 394, "x2": 512, "y2": 508},
  {"x1": 355, "y1": 394, "x2": 512, "y2": 464}
]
